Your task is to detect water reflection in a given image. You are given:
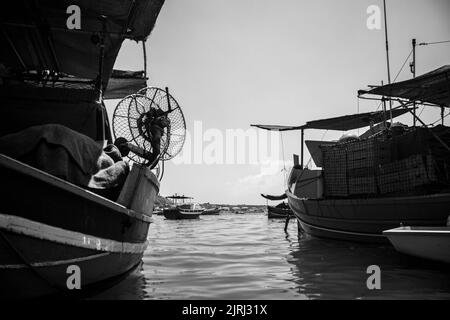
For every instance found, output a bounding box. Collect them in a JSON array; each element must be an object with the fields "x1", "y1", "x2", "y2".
[
  {"x1": 91, "y1": 213, "x2": 450, "y2": 300},
  {"x1": 287, "y1": 232, "x2": 450, "y2": 299},
  {"x1": 92, "y1": 263, "x2": 148, "y2": 300}
]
